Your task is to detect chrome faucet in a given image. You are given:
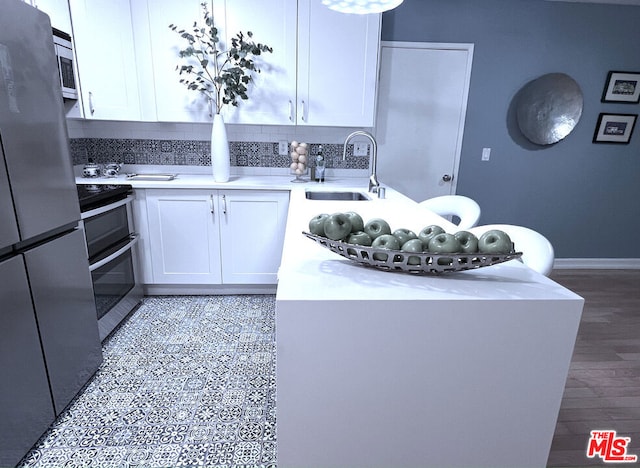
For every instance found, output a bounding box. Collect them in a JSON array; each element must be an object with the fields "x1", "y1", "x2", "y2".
[{"x1": 343, "y1": 130, "x2": 380, "y2": 193}]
